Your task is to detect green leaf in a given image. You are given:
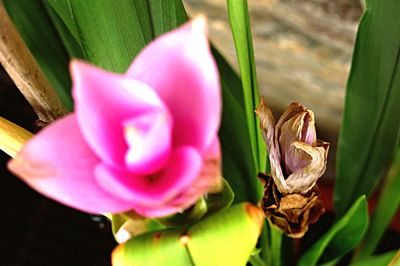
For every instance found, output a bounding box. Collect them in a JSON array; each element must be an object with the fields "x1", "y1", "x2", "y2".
[
  {"x1": 350, "y1": 250, "x2": 399, "y2": 266},
  {"x1": 148, "y1": 0, "x2": 187, "y2": 37},
  {"x1": 299, "y1": 196, "x2": 369, "y2": 266},
  {"x1": 356, "y1": 146, "x2": 400, "y2": 258},
  {"x1": 47, "y1": 0, "x2": 187, "y2": 73},
  {"x1": 112, "y1": 228, "x2": 192, "y2": 266},
  {"x1": 42, "y1": 1, "x2": 84, "y2": 59},
  {"x1": 334, "y1": 0, "x2": 400, "y2": 216},
  {"x1": 4, "y1": 0, "x2": 73, "y2": 110},
  {"x1": 214, "y1": 51, "x2": 259, "y2": 202},
  {"x1": 48, "y1": 0, "x2": 151, "y2": 72},
  {"x1": 226, "y1": 0, "x2": 266, "y2": 178},
  {"x1": 112, "y1": 203, "x2": 264, "y2": 266}
]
